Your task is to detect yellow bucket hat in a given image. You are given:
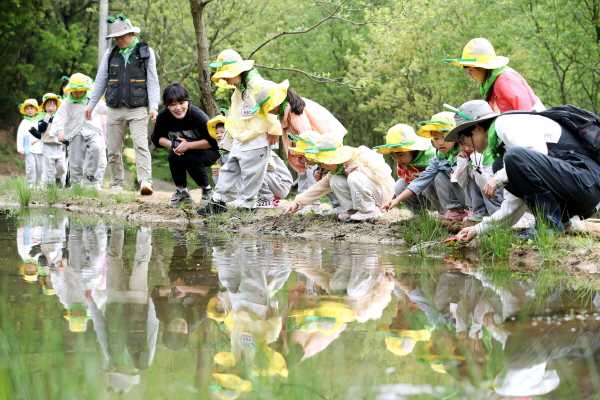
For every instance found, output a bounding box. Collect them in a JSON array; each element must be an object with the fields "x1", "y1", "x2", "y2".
[
  {"x1": 207, "y1": 115, "x2": 228, "y2": 139},
  {"x1": 376, "y1": 323, "x2": 431, "y2": 356},
  {"x1": 210, "y1": 50, "x2": 255, "y2": 85},
  {"x1": 305, "y1": 134, "x2": 355, "y2": 165},
  {"x1": 416, "y1": 111, "x2": 456, "y2": 138},
  {"x1": 288, "y1": 301, "x2": 355, "y2": 336},
  {"x1": 19, "y1": 264, "x2": 39, "y2": 282},
  {"x1": 63, "y1": 309, "x2": 92, "y2": 333},
  {"x1": 64, "y1": 73, "x2": 94, "y2": 93},
  {"x1": 442, "y1": 38, "x2": 509, "y2": 69},
  {"x1": 289, "y1": 130, "x2": 322, "y2": 155},
  {"x1": 40, "y1": 93, "x2": 62, "y2": 110},
  {"x1": 251, "y1": 79, "x2": 289, "y2": 119},
  {"x1": 374, "y1": 124, "x2": 432, "y2": 154},
  {"x1": 19, "y1": 99, "x2": 40, "y2": 115}
]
